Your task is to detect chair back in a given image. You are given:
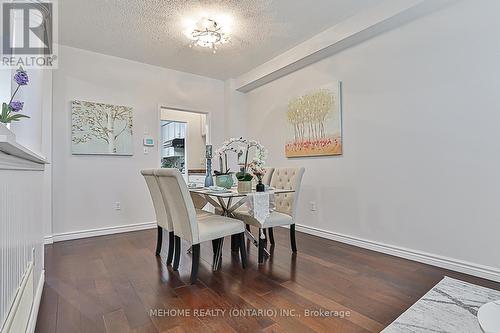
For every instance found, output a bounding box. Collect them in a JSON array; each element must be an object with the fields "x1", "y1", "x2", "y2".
[
  {"x1": 141, "y1": 169, "x2": 172, "y2": 231},
  {"x1": 262, "y1": 167, "x2": 275, "y2": 185},
  {"x1": 154, "y1": 168, "x2": 199, "y2": 243},
  {"x1": 270, "y1": 167, "x2": 305, "y2": 219}
]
